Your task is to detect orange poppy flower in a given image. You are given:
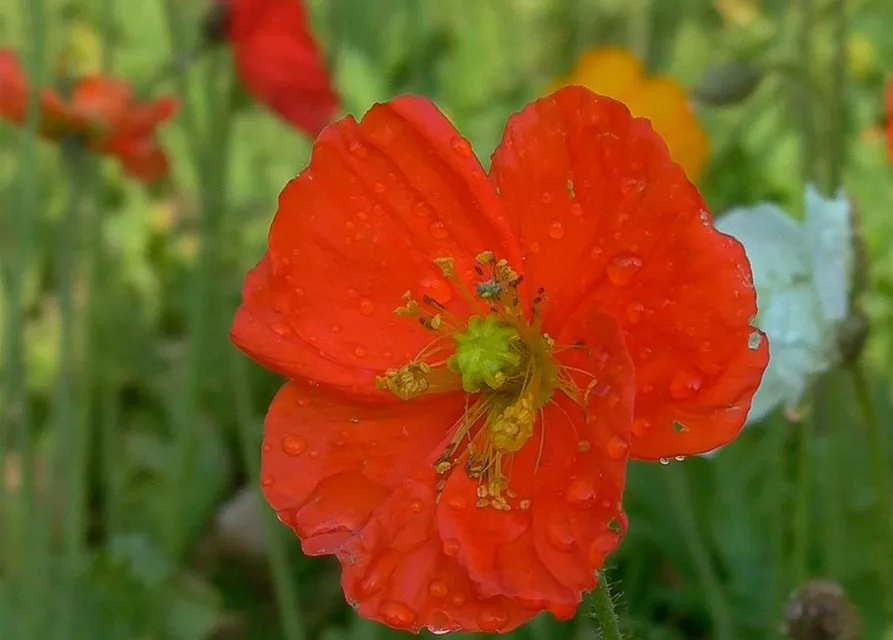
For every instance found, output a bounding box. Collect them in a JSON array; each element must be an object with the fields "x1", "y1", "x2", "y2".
[
  {"x1": 556, "y1": 49, "x2": 710, "y2": 181},
  {"x1": 209, "y1": 0, "x2": 339, "y2": 138},
  {"x1": 230, "y1": 87, "x2": 768, "y2": 633},
  {"x1": 0, "y1": 49, "x2": 177, "y2": 183}
]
